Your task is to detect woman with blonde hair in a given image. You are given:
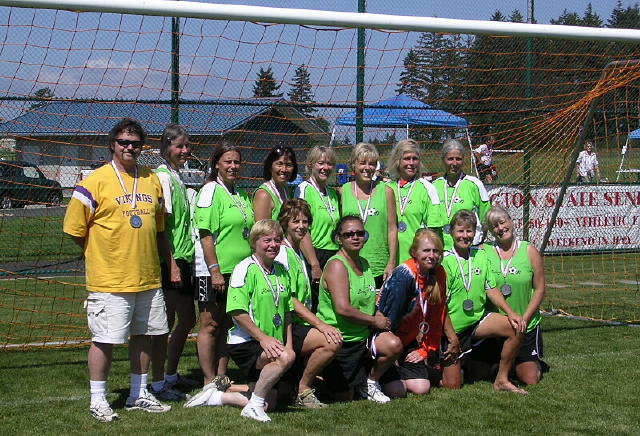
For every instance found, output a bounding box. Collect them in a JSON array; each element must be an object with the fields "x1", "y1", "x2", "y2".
[
  {"x1": 340, "y1": 142, "x2": 398, "y2": 287},
  {"x1": 387, "y1": 139, "x2": 445, "y2": 263},
  {"x1": 377, "y1": 229, "x2": 458, "y2": 396}
]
